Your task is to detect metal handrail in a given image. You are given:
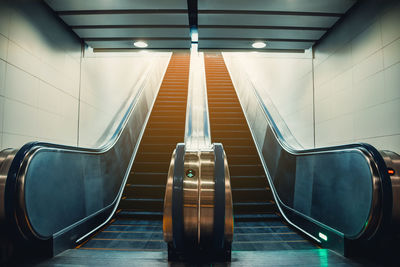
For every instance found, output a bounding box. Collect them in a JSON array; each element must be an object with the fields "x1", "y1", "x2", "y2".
[
  {"x1": 0, "y1": 54, "x2": 171, "y2": 248},
  {"x1": 184, "y1": 44, "x2": 212, "y2": 151},
  {"x1": 223, "y1": 54, "x2": 393, "y2": 247}
]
